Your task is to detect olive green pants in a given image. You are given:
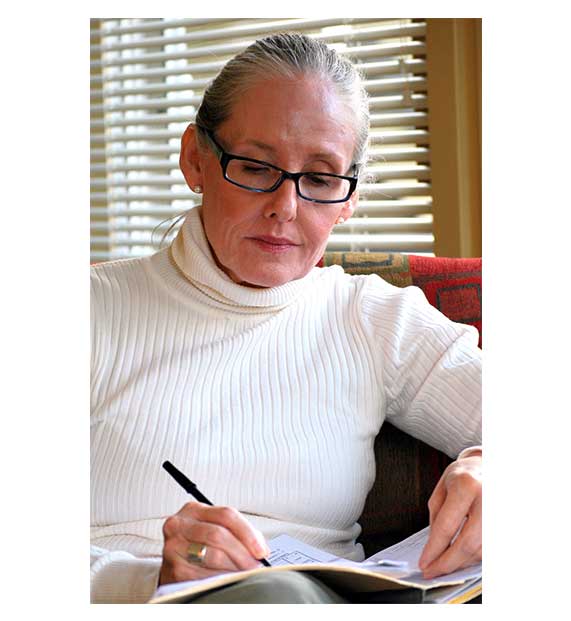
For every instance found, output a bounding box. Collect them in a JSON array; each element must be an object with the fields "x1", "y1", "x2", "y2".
[{"x1": 189, "y1": 571, "x2": 349, "y2": 604}]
